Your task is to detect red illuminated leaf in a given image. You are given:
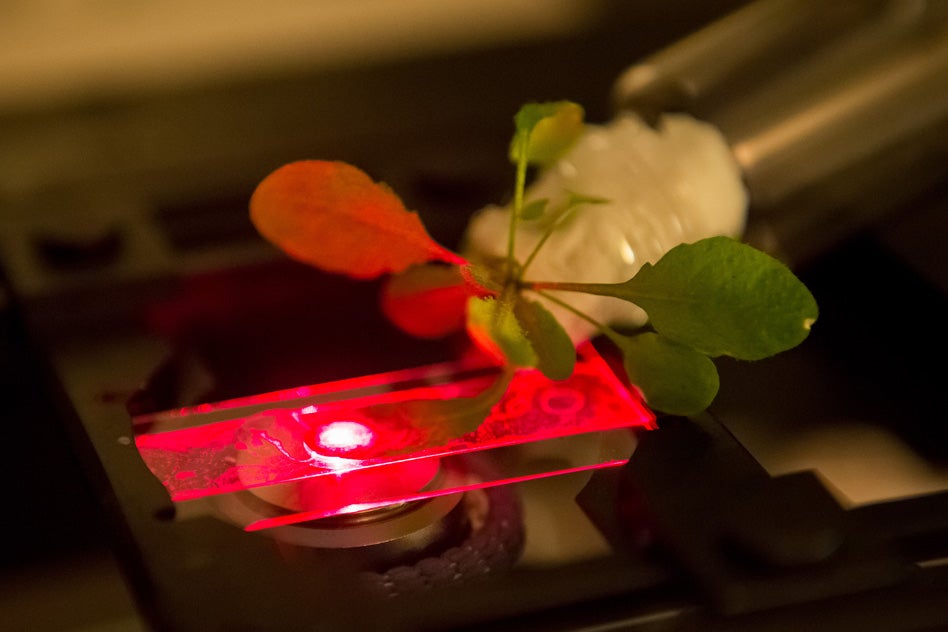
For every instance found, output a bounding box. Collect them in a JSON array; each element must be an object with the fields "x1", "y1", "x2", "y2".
[
  {"x1": 380, "y1": 264, "x2": 469, "y2": 339},
  {"x1": 250, "y1": 160, "x2": 464, "y2": 279}
]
